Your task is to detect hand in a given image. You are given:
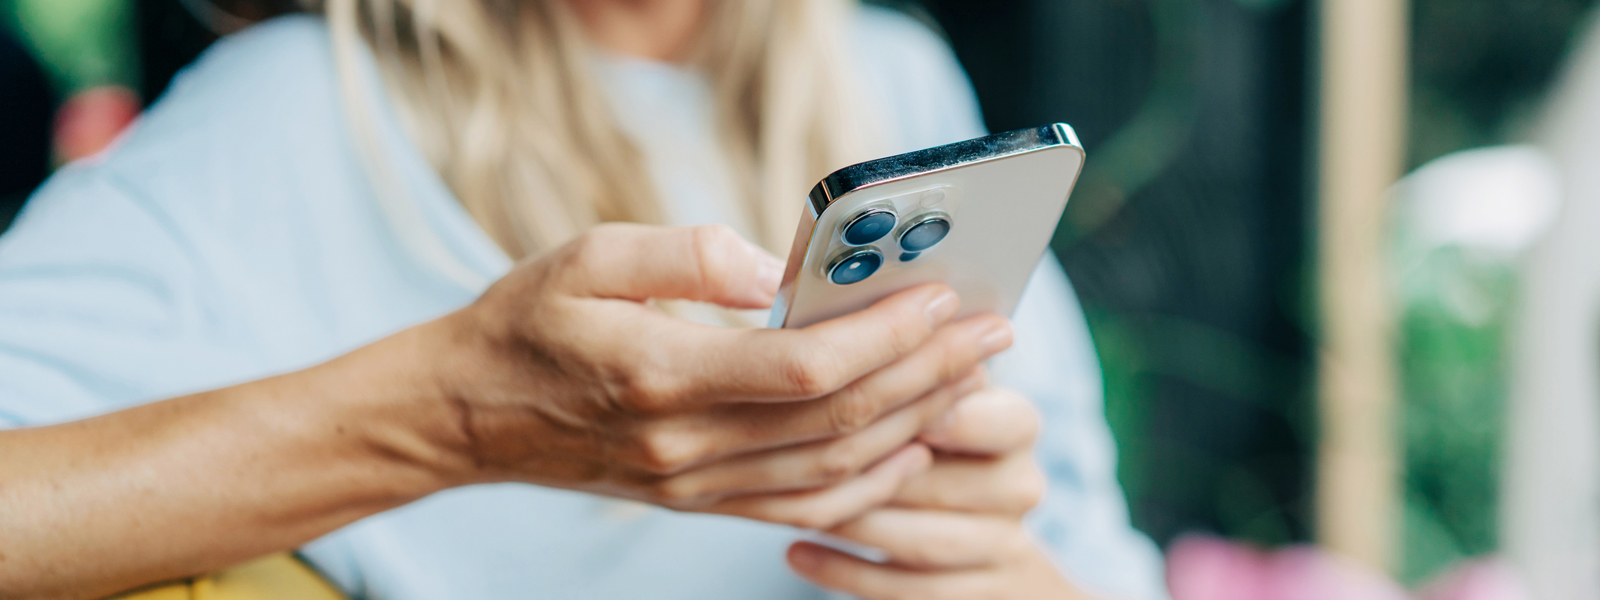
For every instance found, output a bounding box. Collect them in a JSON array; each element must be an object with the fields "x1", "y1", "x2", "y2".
[
  {"x1": 786, "y1": 387, "x2": 1098, "y2": 599},
  {"x1": 415, "y1": 224, "x2": 1014, "y2": 529},
  {"x1": 0, "y1": 223, "x2": 1011, "y2": 599}
]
